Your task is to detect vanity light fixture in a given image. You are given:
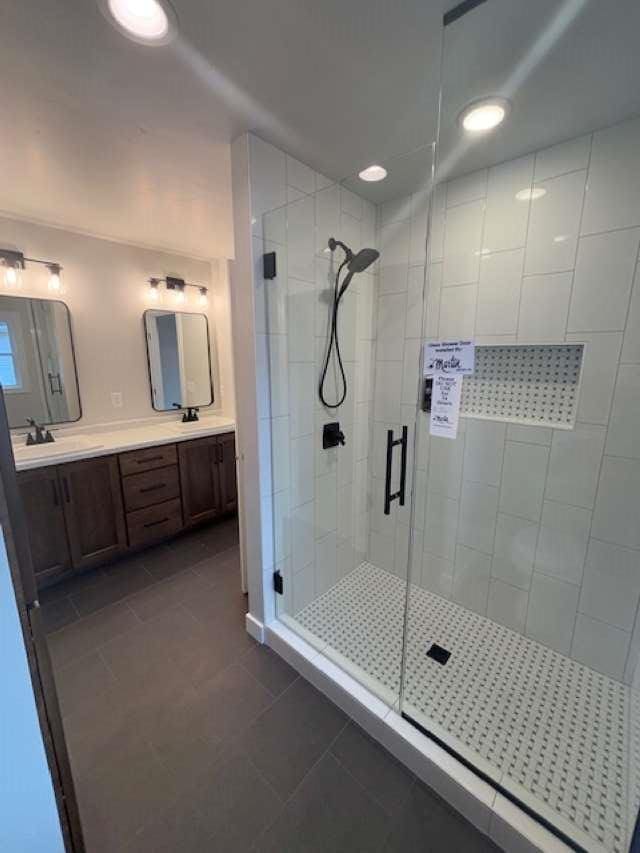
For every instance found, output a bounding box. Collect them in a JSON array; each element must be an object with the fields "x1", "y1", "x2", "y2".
[
  {"x1": 150, "y1": 276, "x2": 208, "y2": 308},
  {"x1": 459, "y1": 97, "x2": 510, "y2": 133},
  {"x1": 0, "y1": 248, "x2": 64, "y2": 292}
]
